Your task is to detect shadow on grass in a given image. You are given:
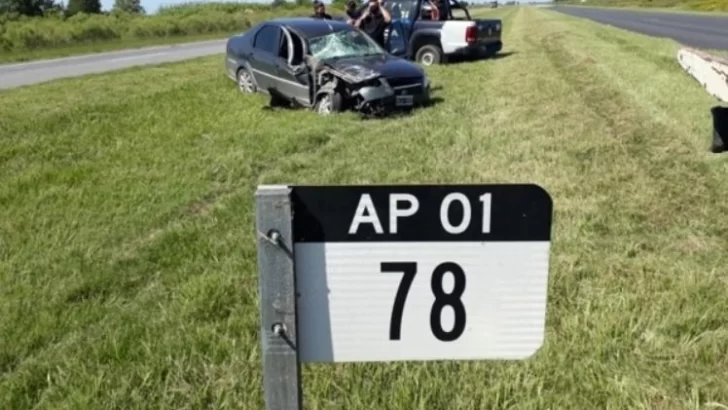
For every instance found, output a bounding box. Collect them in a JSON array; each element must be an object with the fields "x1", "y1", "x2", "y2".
[
  {"x1": 261, "y1": 91, "x2": 446, "y2": 119},
  {"x1": 422, "y1": 96, "x2": 445, "y2": 108},
  {"x1": 447, "y1": 50, "x2": 517, "y2": 64},
  {"x1": 261, "y1": 104, "x2": 296, "y2": 112}
]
